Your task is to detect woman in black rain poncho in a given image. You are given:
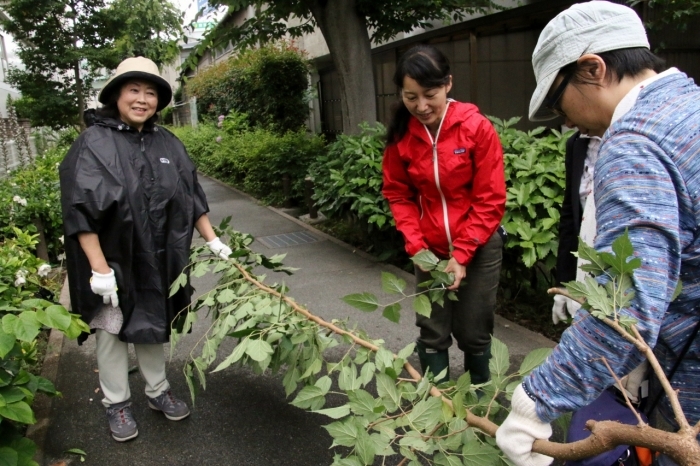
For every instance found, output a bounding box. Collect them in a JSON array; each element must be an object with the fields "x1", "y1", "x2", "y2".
[{"x1": 59, "y1": 57, "x2": 232, "y2": 442}]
